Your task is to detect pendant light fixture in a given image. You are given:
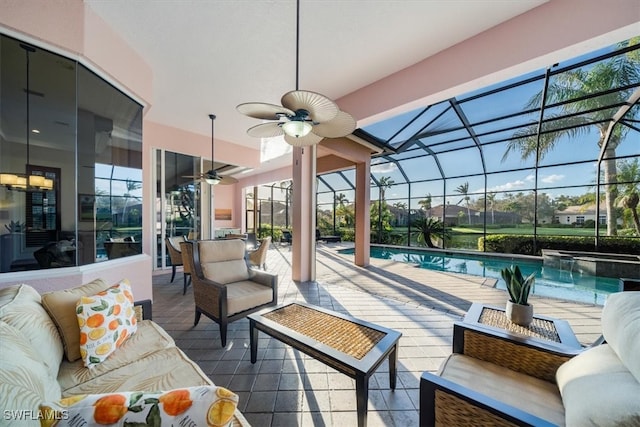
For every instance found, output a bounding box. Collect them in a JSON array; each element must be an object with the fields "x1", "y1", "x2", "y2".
[{"x1": 0, "y1": 43, "x2": 54, "y2": 192}]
